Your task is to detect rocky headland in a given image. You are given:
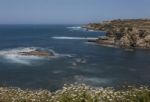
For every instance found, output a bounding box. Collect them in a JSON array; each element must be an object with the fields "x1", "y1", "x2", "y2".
[{"x1": 84, "y1": 19, "x2": 150, "y2": 49}]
